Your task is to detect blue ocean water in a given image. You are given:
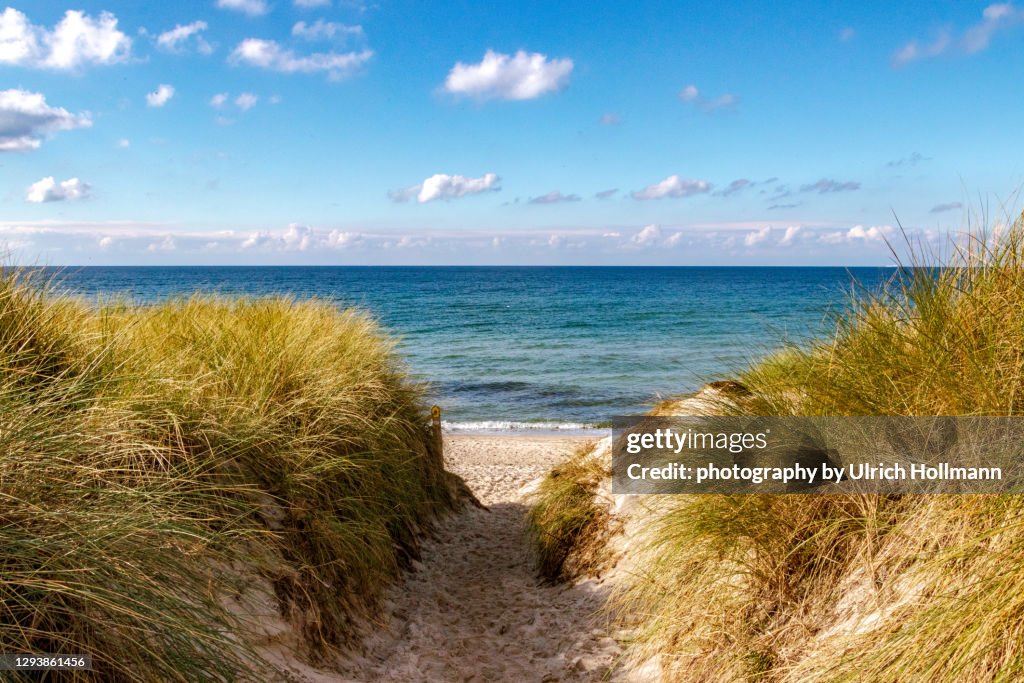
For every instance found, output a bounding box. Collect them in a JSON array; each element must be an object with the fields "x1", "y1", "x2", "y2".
[{"x1": 48, "y1": 267, "x2": 890, "y2": 431}]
